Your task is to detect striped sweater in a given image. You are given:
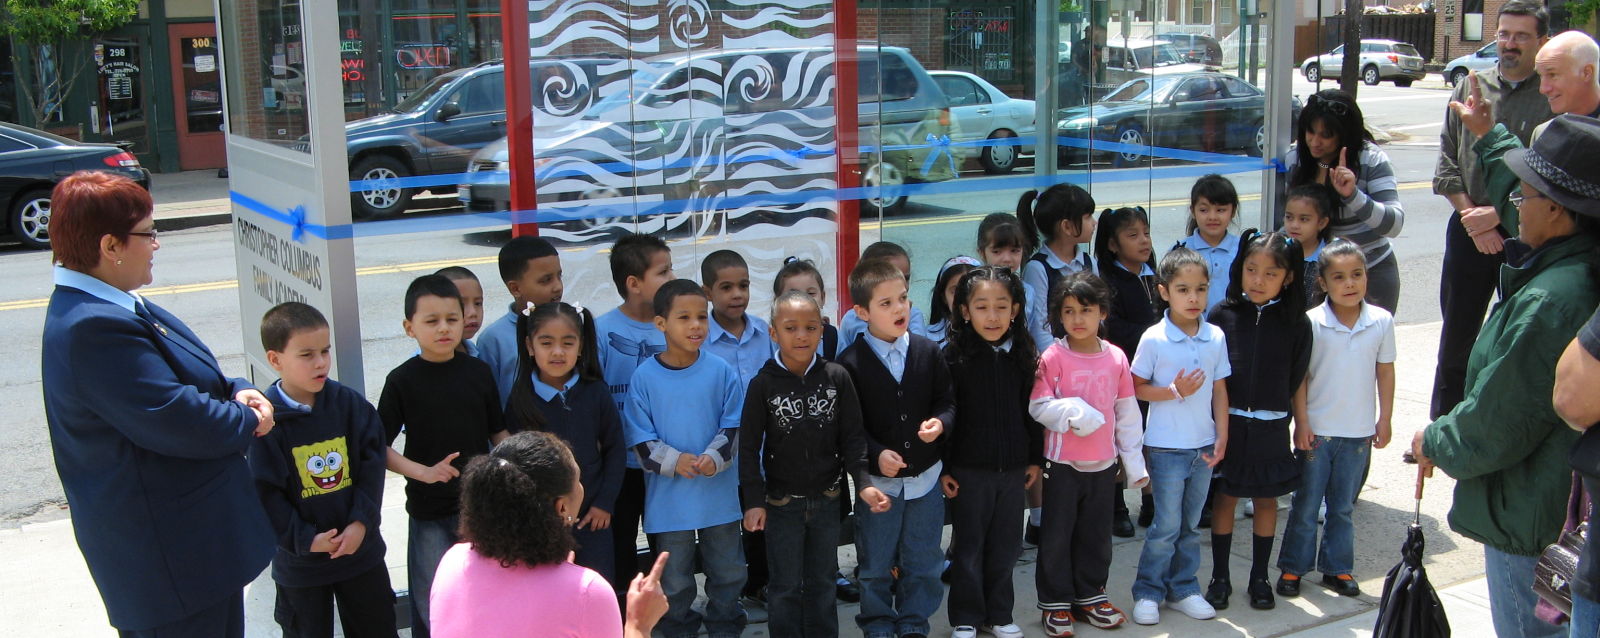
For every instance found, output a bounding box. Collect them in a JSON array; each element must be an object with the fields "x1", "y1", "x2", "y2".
[{"x1": 1285, "y1": 141, "x2": 1405, "y2": 264}]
